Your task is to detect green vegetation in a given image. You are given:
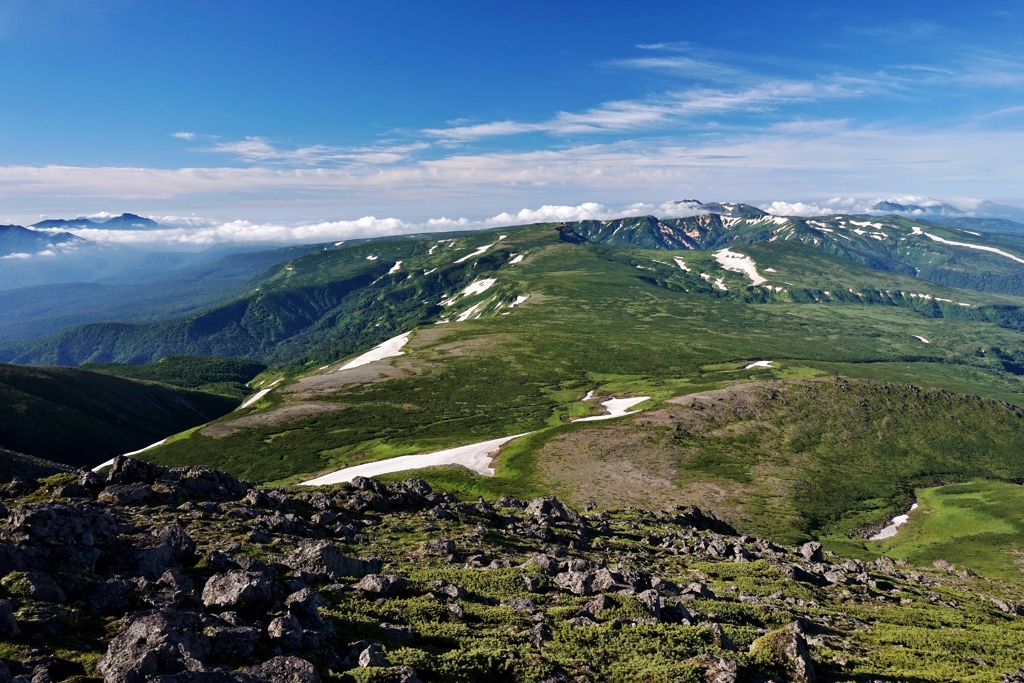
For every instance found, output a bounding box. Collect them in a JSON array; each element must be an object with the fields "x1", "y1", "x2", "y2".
[
  {"x1": 875, "y1": 481, "x2": 1024, "y2": 580},
  {"x1": 83, "y1": 355, "x2": 266, "y2": 398},
  {"x1": 0, "y1": 362, "x2": 238, "y2": 467}
]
